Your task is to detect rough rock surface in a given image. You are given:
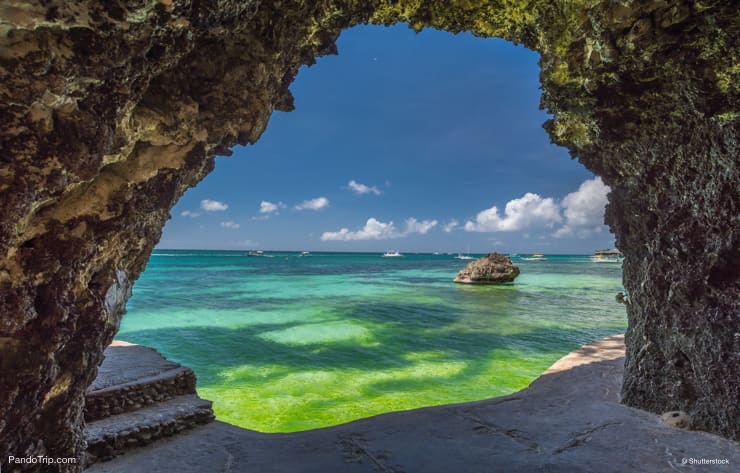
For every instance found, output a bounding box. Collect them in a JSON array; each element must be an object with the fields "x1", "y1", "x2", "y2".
[
  {"x1": 0, "y1": 1, "x2": 738, "y2": 471},
  {"x1": 454, "y1": 252, "x2": 519, "y2": 284},
  {"x1": 85, "y1": 336, "x2": 740, "y2": 473}
]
